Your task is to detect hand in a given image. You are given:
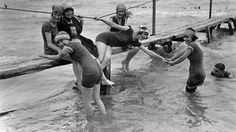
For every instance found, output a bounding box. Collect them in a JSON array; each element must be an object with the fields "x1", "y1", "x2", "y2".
[
  {"x1": 93, "y1": 17, "x2": 100, "y2": 21},
  {"x1": 167, "y1": 60, "x2": 175, "y2": 66},
  {"x1": 39, "y1": 54, "x2": 47, "y2": 58}
]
